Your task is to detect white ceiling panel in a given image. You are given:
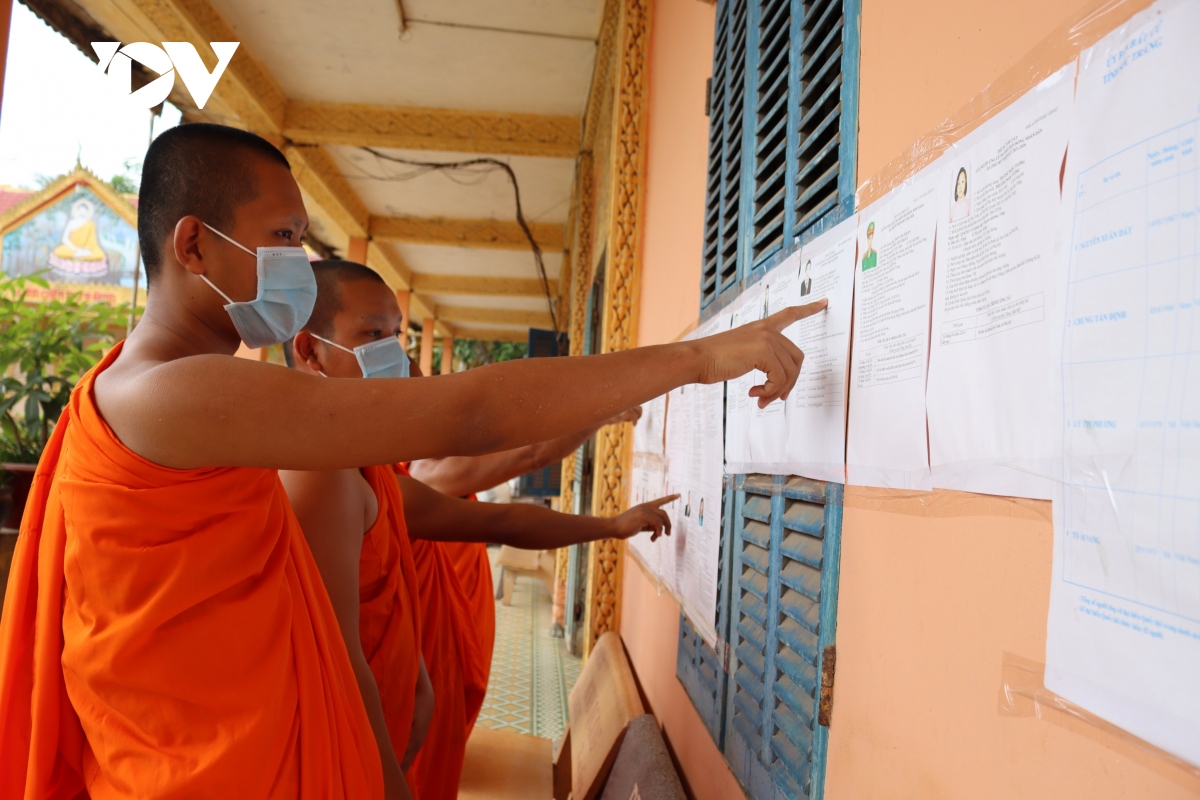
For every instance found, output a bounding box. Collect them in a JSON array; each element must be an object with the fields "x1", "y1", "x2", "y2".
[
  {"x1": 209, "y1": 0, "x2": 598, "y2": 113},
  {"x1": 329, "y1": 146, "x2": 574, "y2": 222},
  {"x1": 403, "y1": 0, "x2": 603, "y2": 40}
]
